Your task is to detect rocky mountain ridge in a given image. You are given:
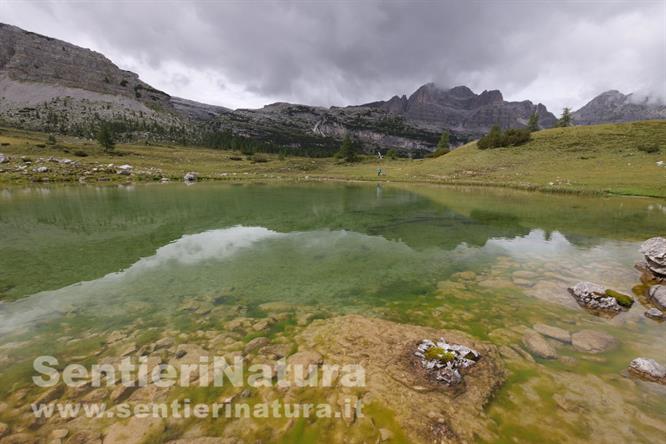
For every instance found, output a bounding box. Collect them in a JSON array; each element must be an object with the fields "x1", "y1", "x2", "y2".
[
  {"x1": 1, "y1": 22, "x2": 663, "y2": 156},
  {"x1": 572, "y1": 90, "x2": 666, "y2": 125}
]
